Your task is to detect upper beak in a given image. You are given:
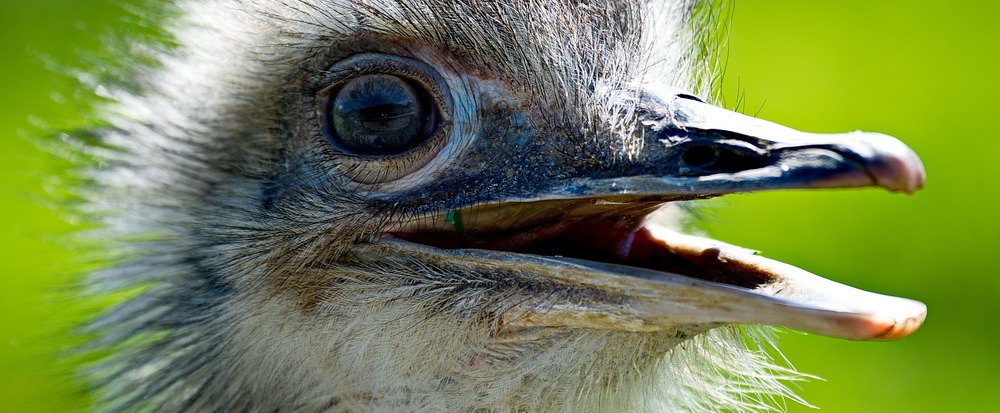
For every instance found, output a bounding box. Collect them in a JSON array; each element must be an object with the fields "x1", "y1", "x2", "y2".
[{"x1": 541, "y1": 86, "x2": 925, "y2": 200}]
